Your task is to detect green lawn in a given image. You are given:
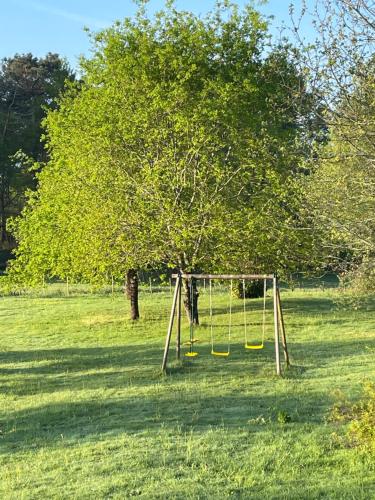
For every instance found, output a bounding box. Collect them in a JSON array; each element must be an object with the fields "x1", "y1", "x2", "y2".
[{"x1": 0, "y1": 286, "x2": 374, "y2": 499}]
